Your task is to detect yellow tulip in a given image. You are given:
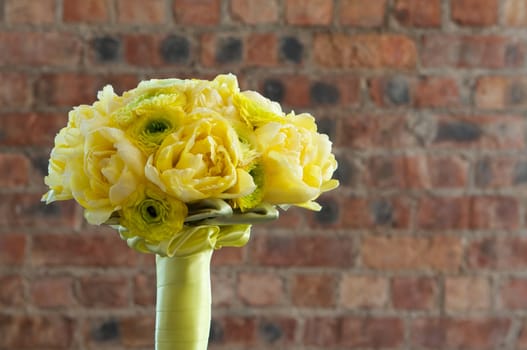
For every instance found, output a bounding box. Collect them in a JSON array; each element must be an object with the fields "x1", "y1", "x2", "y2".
[
  {"x1": 146, "y1": 113, "x2": 256, "y2": 202},
  {"x1": 255, "y1": 113, "x2": 339, "y2": 209}
]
